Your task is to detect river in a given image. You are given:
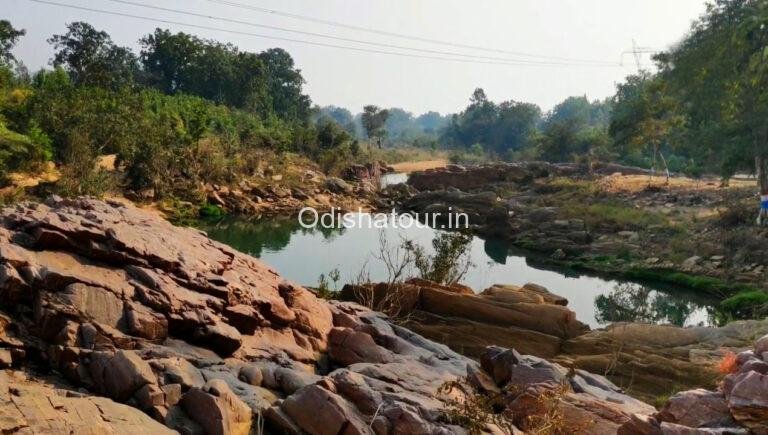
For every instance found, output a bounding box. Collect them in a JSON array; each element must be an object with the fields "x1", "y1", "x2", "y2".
[{"x1": 197, "y1": 211, "x2": 718, "y2": 329}]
